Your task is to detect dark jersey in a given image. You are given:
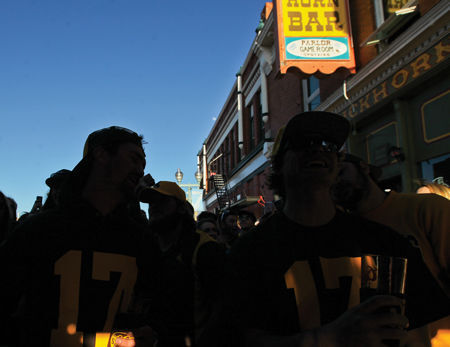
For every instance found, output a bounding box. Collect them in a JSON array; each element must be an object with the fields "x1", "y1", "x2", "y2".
[
  {"x1": 146, "y1": 228, "x2": 225, "y2": 347},
  {"x1": 0, "y1": 201, "x2": 160, "y2": 347},
  {"x1": 226, "y1": 211, "x2": 450, "y2": 341}
]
